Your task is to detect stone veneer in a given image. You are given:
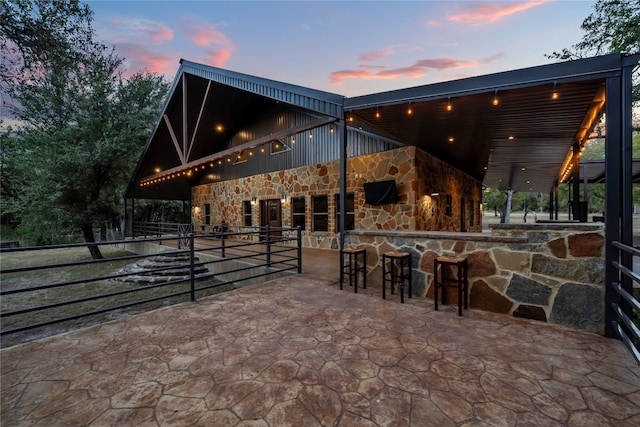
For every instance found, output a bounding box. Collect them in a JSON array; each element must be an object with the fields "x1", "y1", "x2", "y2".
[
  {"x1": 346, "y1": 223, "x2": 606, "y2": 334},
  {"x1": 192, "y1": 146, "x2": 482, "y2": 249}
]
